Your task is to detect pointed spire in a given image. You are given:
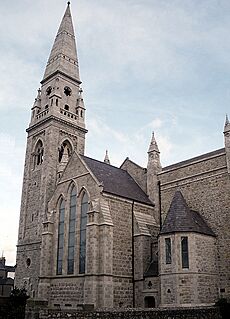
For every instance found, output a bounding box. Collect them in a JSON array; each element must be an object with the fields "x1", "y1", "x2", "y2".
[
  {"x1": 224, "y1": 114, "x2": 230, "y2": 133},
  {"x1": 148, "y1": 131, "x2": 159, "y2": 154},
  {"x1": 77, "y1": 88, "x2": 85, "y2": 109},
  {"x1": 104, "y1": 150, "x2": 110, "y2": 165},
  {"x1": 32, "y1": 88, "x2": 41, "y2": 110},
  {"x1": 42, "y1": 2, "x2": 80, "y2": 83}
]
